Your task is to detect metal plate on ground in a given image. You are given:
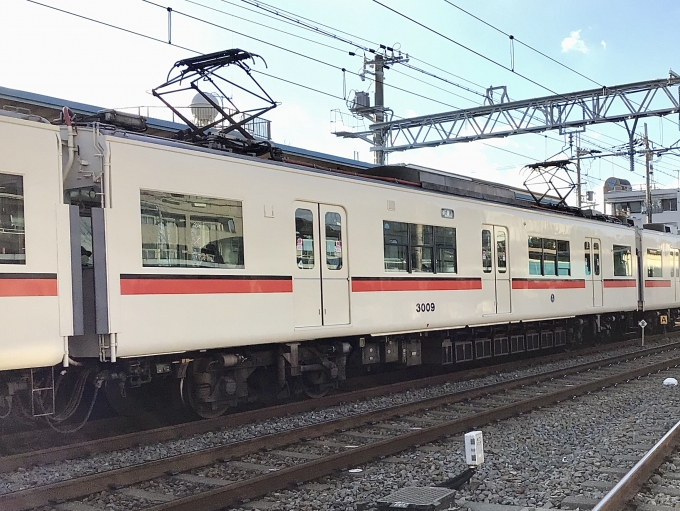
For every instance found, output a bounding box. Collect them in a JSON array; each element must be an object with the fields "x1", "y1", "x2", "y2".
[{"x1": 376, "y1": 486, "x2": 457, "y2": 510}]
